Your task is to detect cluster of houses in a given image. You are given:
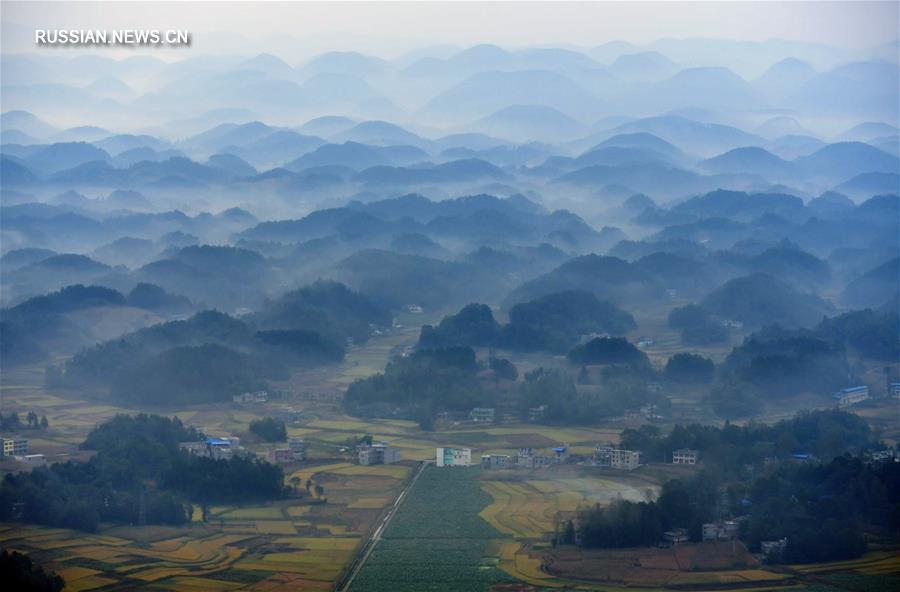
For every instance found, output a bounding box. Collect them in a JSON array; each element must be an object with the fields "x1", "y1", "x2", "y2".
[
  {"x1": 232, "y1": 390, "x2": 269, "y2": 405},
  {"x1": 660, "y1": 519, "x2": 787, "y2": 561},
  {"x1": 481, "y1": 446, "x2": 568, "y2": 470},
  {"x1": 479, "y1": 445, "x2": 702, "y2": 472},
  {"x1": 179, "y1": 434, "x2": 307, "y2": 465},
  {"x1": 179, "y1": 436, "x2": 244, "y2": 460}
]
